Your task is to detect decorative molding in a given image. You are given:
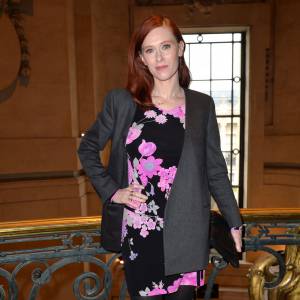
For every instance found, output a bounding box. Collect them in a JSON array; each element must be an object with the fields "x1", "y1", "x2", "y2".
[
  {"x1": 0, "y1": 170, "x2": 83, "y2": 182},
  {"x1": 264, "y1": 163, "x2": 300, "y2": 170},
  {"x1": 135, "y1": 0, "x2": 269, "y2": 16},
  {"x1": 264, "y1": 0, "x2": 276, "y2": 127},
  {"x1": 135, "y1": 0, "x2": 267, "y2": 6},
  {"x1": 0, "y1": 0, "x2": 33, "y2": 103}
]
